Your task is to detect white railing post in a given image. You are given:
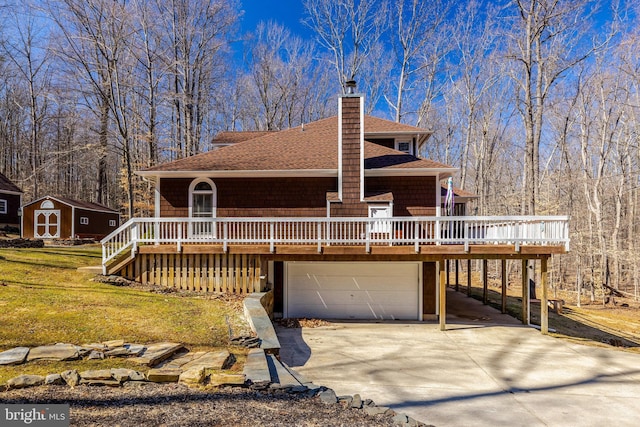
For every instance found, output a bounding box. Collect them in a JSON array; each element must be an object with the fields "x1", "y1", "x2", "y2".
[
  {"x1": 270, "y1": 221, "x2": 275, "y2": 253},
  {"x1": 177, "y1": 220, "x2": 182, "y2": 252},
  {"x1": 223, "y1": 221, "x2": 228, "y2": 253},
  {"x1": 435, "y1": 217, "x2": 441, "y2": 245},
  {"x1": 131, "y1": 221, "x2": 138, "y2": 256},
  {"x1": 317, "y1": 221, "x2": 322, "y2": 252},
  {"x1": 464, "y1": 220, "x2": 469, "y2": 252},
  {"x1": 365, "y1": 220, "x2": 371, "y2": 253}
]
